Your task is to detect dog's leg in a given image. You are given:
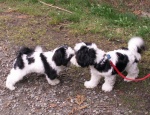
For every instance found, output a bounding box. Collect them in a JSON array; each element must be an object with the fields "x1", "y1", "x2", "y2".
[
  {"x1": 45, "y1": 75, "x2": 60, "y2": 85},
  {"x1": 6, "y1": 68, "x2": 26, "y2": 90},
  {"x1": 124, "y1": 63, "x2": 139, "y2": 82},
  {"x1": 102, "y1": 75, "x2": 116, "y2": 92},
  {"x1": 84, "y1": 71, "x2": 102, "y2": 88}
]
